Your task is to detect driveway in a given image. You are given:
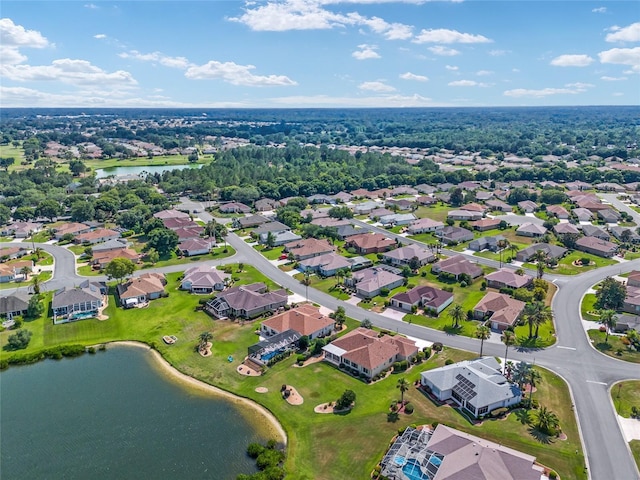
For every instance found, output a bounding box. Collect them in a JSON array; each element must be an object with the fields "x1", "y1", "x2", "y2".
[{"x1": 379, "y1": 307, "x2": 406, "y2": 321}]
